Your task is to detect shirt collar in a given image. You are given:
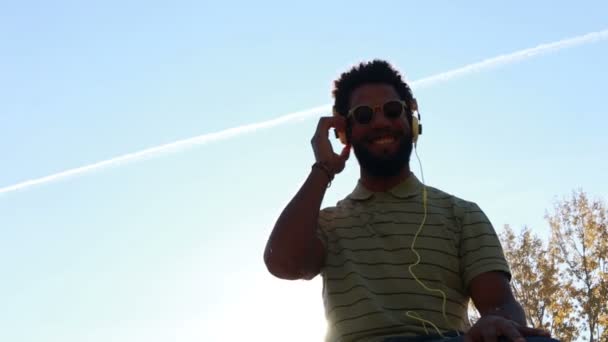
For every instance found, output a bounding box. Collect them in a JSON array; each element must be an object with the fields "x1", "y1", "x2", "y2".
[{"x1": 348, "y1": 173, "x2": 423, "y2": 201}]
